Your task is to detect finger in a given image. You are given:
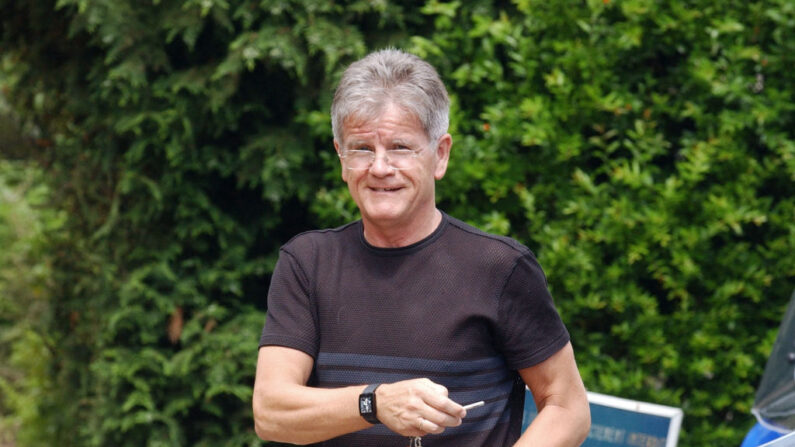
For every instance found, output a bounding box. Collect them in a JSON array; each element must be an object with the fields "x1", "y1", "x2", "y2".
[
  {"x1": 417, "y1": 416, "x2": 443, "y2": 435},
  {"x1": 425, "y1": 380, "x2": 449, "y2": 397},
  {"x1": 422, "y1": 392, "x2": 466, "y2": 421},
  {"x1": 420, "y1": 404, "x2": 463, "y2": 429}
]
